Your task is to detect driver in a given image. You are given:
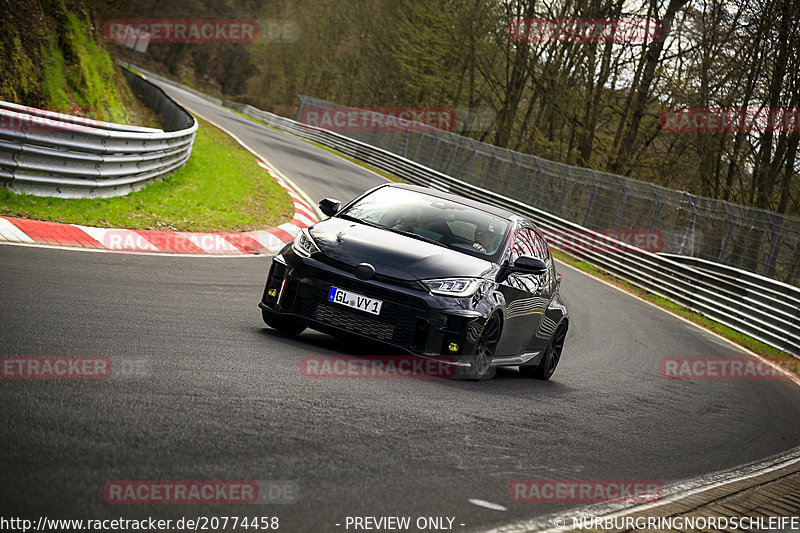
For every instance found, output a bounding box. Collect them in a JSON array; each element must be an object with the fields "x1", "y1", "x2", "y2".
[
  {"x1": 399, "y1": 209, "x2": 450, "y2": 236},
  {"x1": 381, "y1": 206, "x2": 451, "y2": 241},
  {"x1": 472, "y1": 222, "x2": 500, "y2": 254}
]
